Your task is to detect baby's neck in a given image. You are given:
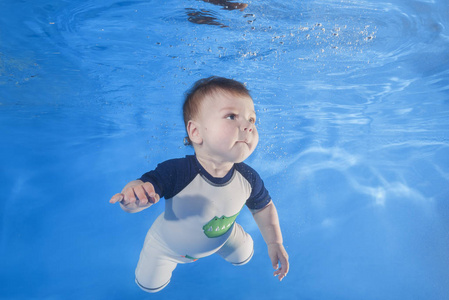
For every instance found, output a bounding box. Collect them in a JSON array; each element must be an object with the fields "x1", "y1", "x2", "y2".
[{"x1": 195, "y1": 155, "x2": 234, "y2": 178}]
